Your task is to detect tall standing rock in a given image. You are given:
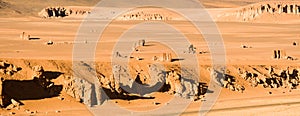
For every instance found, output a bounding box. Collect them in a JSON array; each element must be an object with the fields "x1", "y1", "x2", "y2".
[
  {"x1": 0, "y1": 77, "x2": 4, "y2": 107},
  {"x1": 32, "y1": 65, "x2": 44, "y2": 79},
  {"x1": 278, "y1": 4, "x2": 283, "y2": 14}
]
